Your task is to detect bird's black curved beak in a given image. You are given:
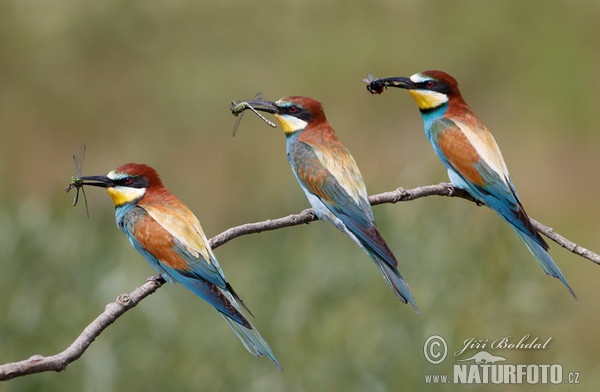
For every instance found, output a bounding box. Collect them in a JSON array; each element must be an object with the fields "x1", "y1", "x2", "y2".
[
  {"x1": 230, "y1": 98, "x2": 279, "y2": 115},
  {"x1": 365, "y1": 75, "x2": 414, "y2": 94},
  {"x1": 245, "y1": 99, "x2": 279, "y2": 114},
  {"x1": 77, "y1": 175, "x2": 115, "y2": 188}
]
